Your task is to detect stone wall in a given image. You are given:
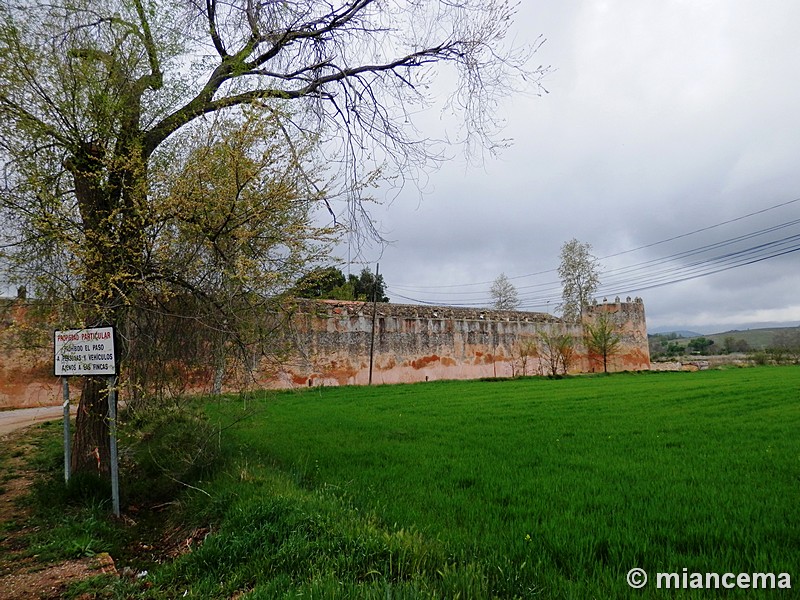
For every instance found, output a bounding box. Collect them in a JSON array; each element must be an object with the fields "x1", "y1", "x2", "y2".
[
  {"x1": 269, "y1": 297, "x2": 650, "y2": 387},
  {"x1": 582, "y1": 297, "x2": 651, "y2": 373},
  {"x1": 0, "y1": 297, "x2": 651, "y2": 407},
  {"x1": 0, "y1": 301, "x2": 61, "y2": 408}
]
